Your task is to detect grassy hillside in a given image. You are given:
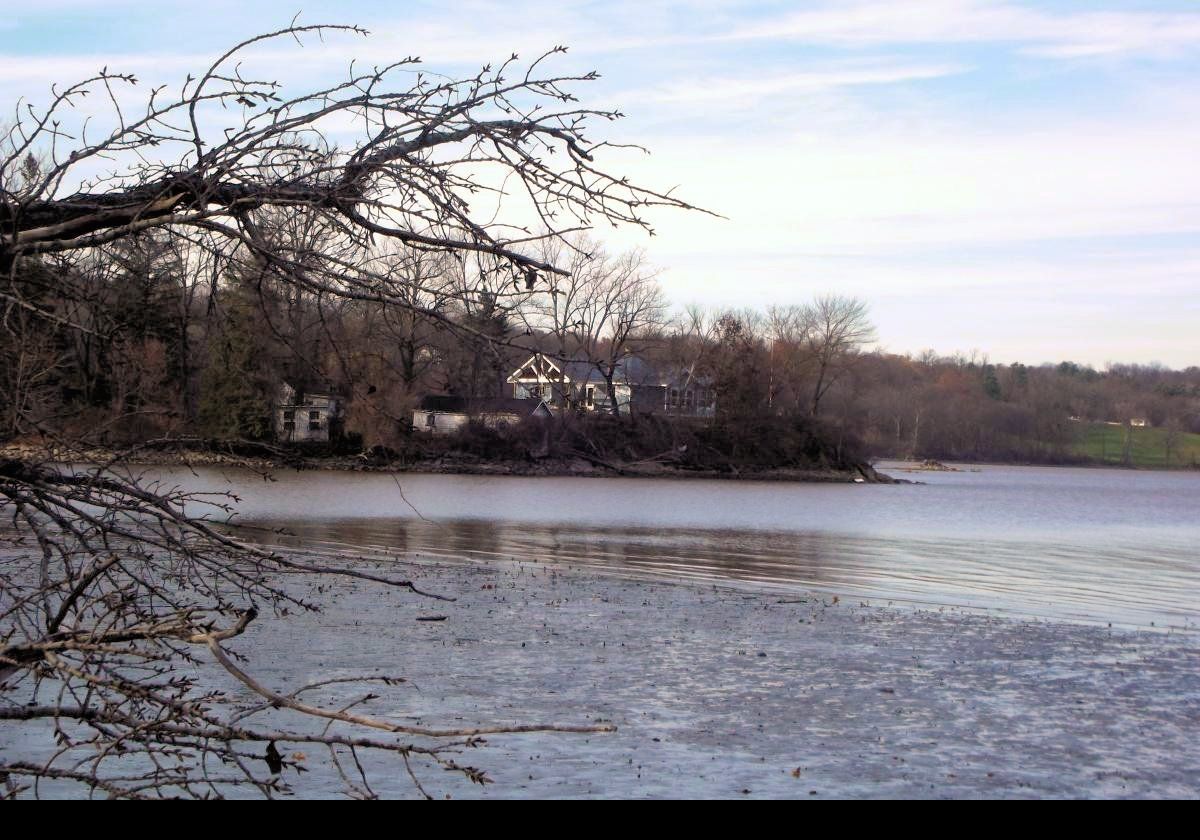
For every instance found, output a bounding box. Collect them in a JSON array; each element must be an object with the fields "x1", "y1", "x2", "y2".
[{"x1": 1074, "y1": 422, "x2": 1200, "y2": 469}]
